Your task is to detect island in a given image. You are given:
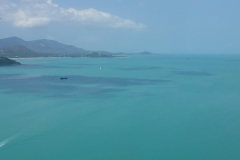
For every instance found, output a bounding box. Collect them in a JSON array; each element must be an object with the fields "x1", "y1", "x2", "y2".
[{"x1": 0, "y1": 57, "x2": 21, "y2": 66}]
